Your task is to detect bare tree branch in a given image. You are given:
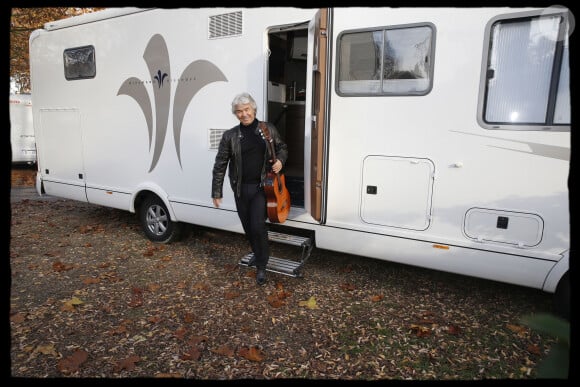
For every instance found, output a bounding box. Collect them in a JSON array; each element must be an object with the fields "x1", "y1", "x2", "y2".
[{"x1": 10, "y1": 7, "x2": 105, "y2": 93}]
